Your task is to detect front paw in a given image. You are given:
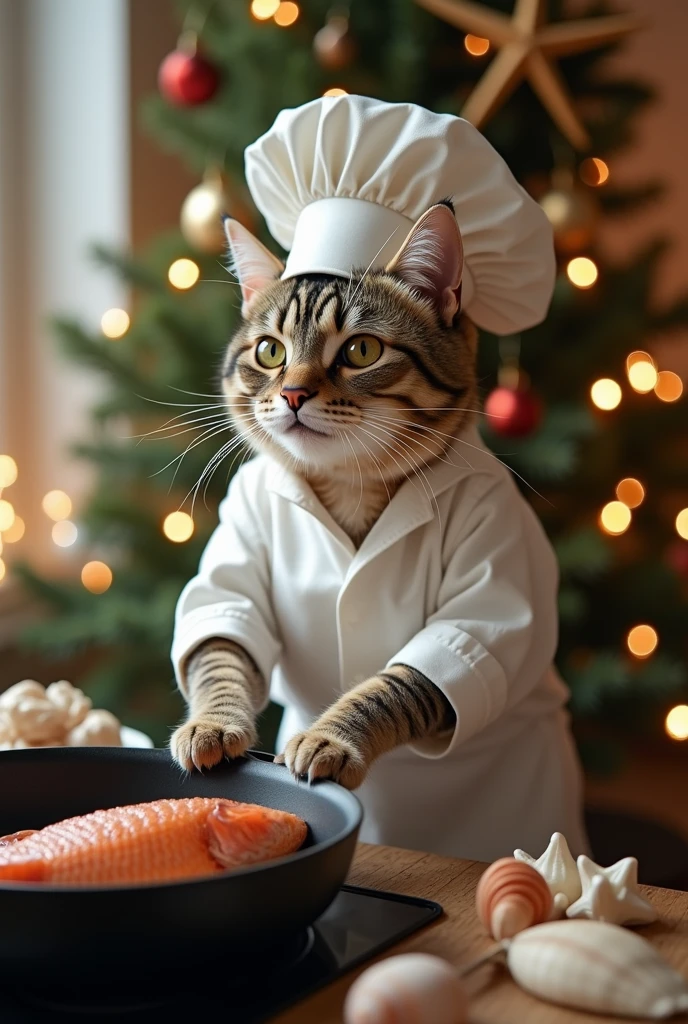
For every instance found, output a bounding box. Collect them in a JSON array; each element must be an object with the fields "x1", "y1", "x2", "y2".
[
  {"x1": 278, "y1": 728, "x2": 367, "y2": 789},
  {"x1": 171, "y1": 714, "x2": 257, "y2": 772}
]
